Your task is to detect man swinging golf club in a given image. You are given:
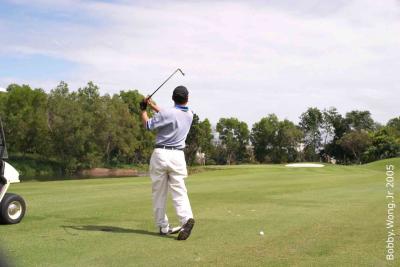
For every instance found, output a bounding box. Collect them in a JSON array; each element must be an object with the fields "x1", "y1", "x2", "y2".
[{"x1": 140, "y1": 86, "x2": 195, "y2": 240}]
